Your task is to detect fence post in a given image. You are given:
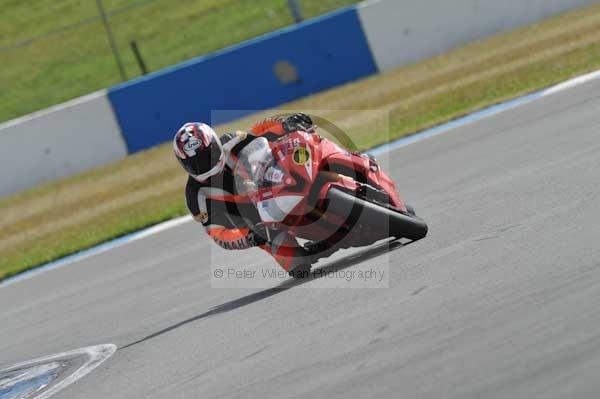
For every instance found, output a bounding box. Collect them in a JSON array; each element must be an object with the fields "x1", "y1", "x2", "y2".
[
  {"x1": 130, "y1": 40, "x2": 148, "y2": 75},
  {"x1": 287, "y1": 0, "x2": 304, "y2": 23},
  {"x1": 95, "y1": 0, "x2": 127, "y2": 81}
]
